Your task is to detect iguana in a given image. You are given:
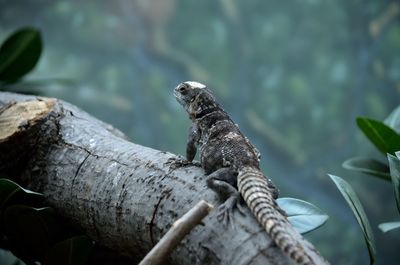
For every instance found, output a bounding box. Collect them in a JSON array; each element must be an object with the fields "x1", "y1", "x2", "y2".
[{"x1": 174, "y1": 81, "x2": 328, "y2": 265}]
